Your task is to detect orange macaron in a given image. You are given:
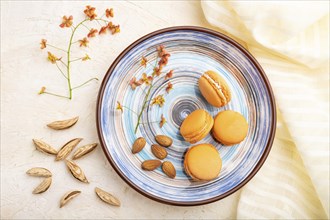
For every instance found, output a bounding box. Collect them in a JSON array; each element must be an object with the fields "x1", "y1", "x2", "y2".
[
  {"x1": 180, "y1": 109, "x2": 214, "y2": 144},
  {"x1": 212, "y1": 110, "x2": 248, "y2": 146},
  {"x1": 184, "y1": 143, "x2": 222, "y2": 181},
  {"x1": 198, "y1": 70, "x2": 231, "y2": 107}
]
